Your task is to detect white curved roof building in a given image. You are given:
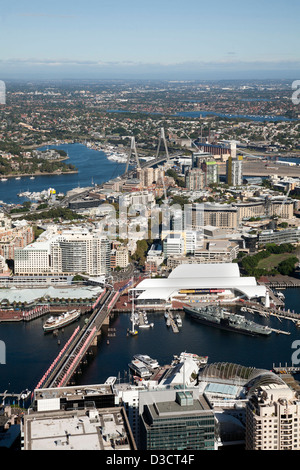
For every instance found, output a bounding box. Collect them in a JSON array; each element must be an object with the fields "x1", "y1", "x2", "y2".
[{"x1": 134, "y1": 263, "x2": 266, "y2": 305}]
